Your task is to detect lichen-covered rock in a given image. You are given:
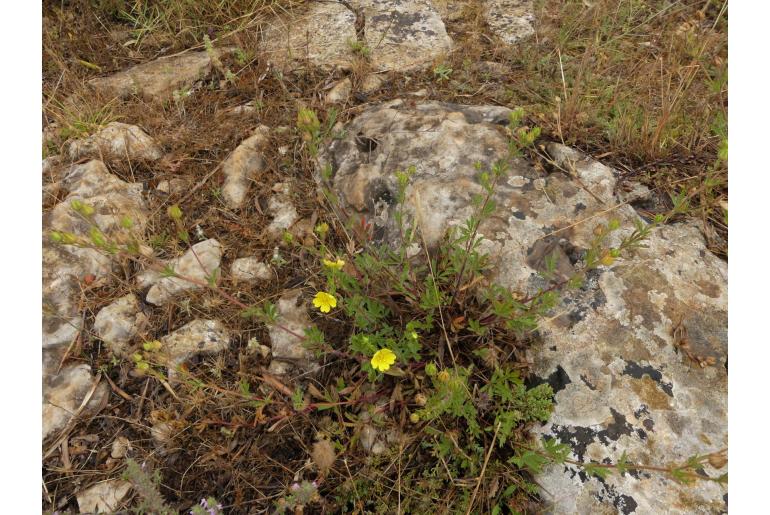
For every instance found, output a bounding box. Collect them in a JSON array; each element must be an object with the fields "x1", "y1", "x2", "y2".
[
  {"x1": 159, "y1": 319, "x2": 231, "y2": 378},
  {"x1": 68, "y1": 122, "x2": 163, "y2": 162},
  {"x1": 221, "y1": 126, "x2": 270, "y2": 209},
  {"x1": 43, "y1": 364, "x2": 109, "y2": 441},
  {"x1": 76, "y1": 480, "x2": 132, "y2": 514},
  {"x1": 321, "y1": 101, "x2": 727, "y2": 513},
  {"x1": 231, "y1": 257, "x2": 272, "y2": 283},
  {"x1": 137, "y1": 239, "x2": 223, "y2": 306},
  {"x1": 485, "y1": 0, "x2": 535, "y2": 44},
  {"x1": 89, "y1": 49, "x2": 230, "y2": 101},
  {"x1": 262, "y1": 0, "x2": 451, "y2": 72},
  {"x1": 268, "y1": 290, "x2": 318, "y2": 375},
  {"x1": 93, "y1": 294, "x2": 148, "y2": 356}
]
